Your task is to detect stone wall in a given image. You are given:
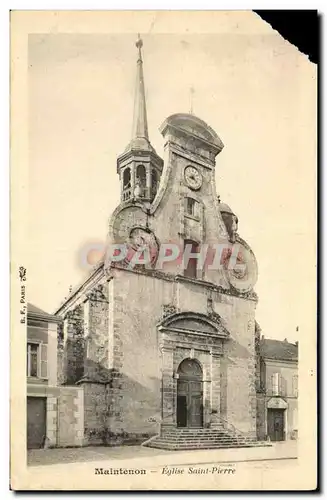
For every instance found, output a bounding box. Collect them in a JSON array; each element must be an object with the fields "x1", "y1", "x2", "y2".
[
  {"x1": 27, "y1": 384, "x2": 84, "y2": 448},
  {"x1": 56, "y1": 268, "x2": 258, "y2": 444},
  {"x1": 265, "y1": 359, "x2": 298, "y2": 398},
  {"x1": 213, "y1": 292, "x2": 257, "y2": 437},
  {"x1": 84, "y1": 285, "x2": 110, "y2": 381},
  {"x1": 107, "y1": 269, "x2": 172, "y2": 440},
  {"x1": 79, "y1": 382, "x2": 108, "y2": 445},
  {"x1": 256, "y1": 393, "x2": 266, "y2": 441},
  {"x1": 57, "y1": 386, "x2": 84, "y2": 447},
  {"x1": 286, "y1": 398, "x2": 298, "y2": 439},
  {"x1": 108, "y1": 268, "x2": 257, "y2": 440}
]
